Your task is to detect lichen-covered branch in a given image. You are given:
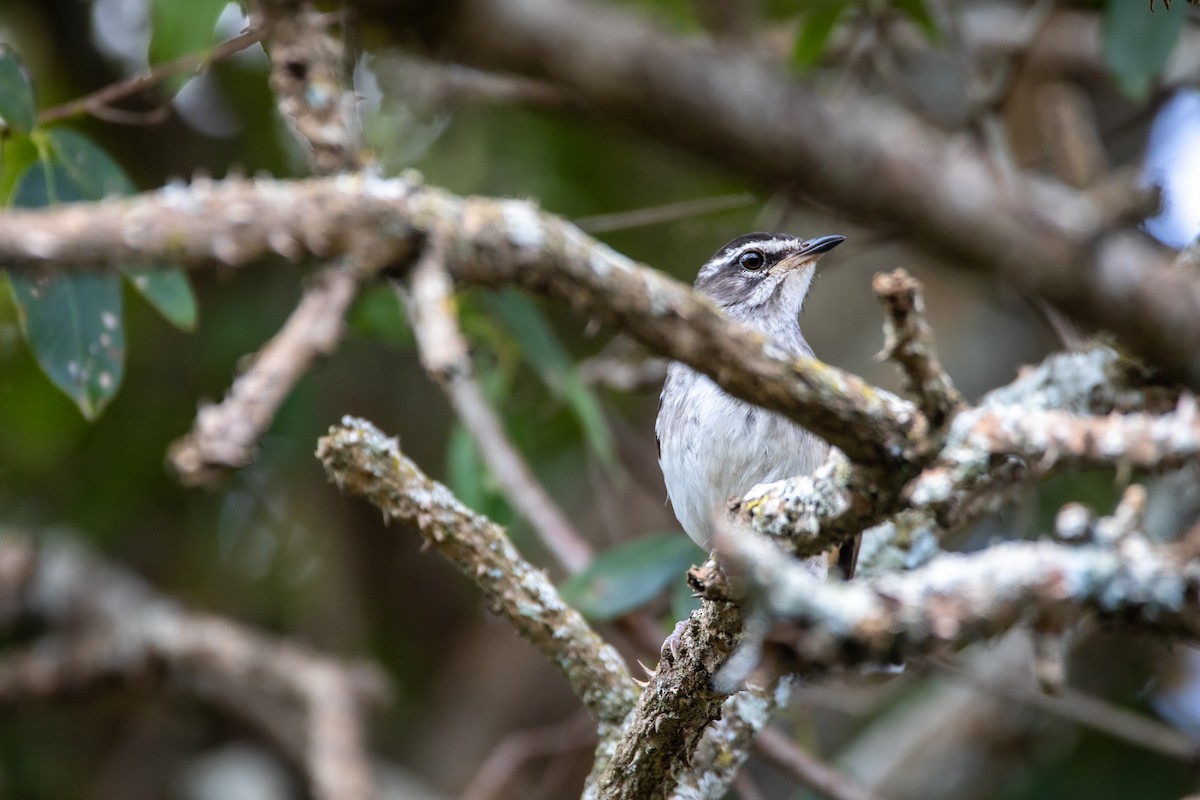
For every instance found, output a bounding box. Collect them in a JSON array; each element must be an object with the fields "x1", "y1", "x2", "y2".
[
  {"x1": 591, "y1": 587, "x2": 744, "y2": 800},
  {"x1": 734, "y1": 343, "x2": 1172, "y2": 557},
  {"x1": 0, "y1": 534, "x2": 386, "y2": 800},
  {"x1": 314, "y1": 416, "x2": 637, "y2": 729},
  {"x1": 907, "y1": 397, "x2": 1200, "y2": 527},
  {"x1": 0, "y1": 174, "x2": 924, "y2": 468},
  {"x1": 673, "y1": 683, "x2": 789, "y2": 800},
  {"x1": 717, "y1": 503, "x2": 1200, "y2": 669}
]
